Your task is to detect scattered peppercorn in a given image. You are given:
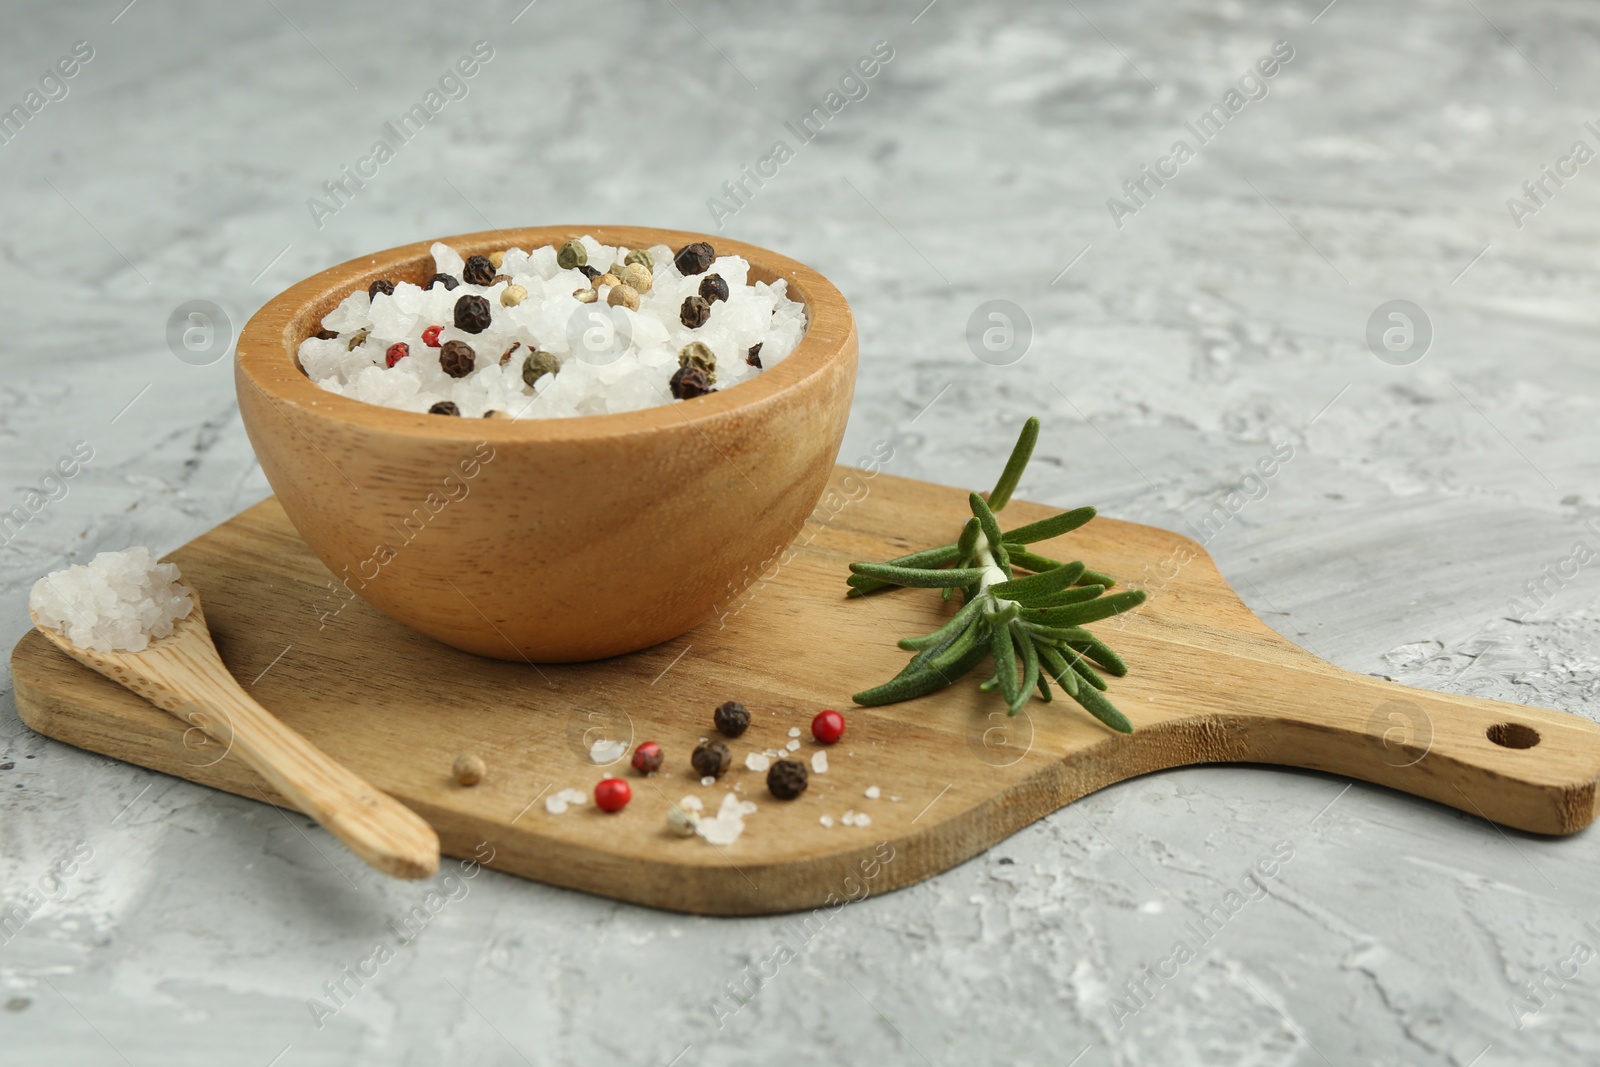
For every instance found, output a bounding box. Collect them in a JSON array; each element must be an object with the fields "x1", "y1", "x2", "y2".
[
  {"x1": 462, "y1": 254, "x2": 496, "y2": 286},
  {"x1": 346, "y1": 328, "x2": 369, "y2": 351},
  {"x1": 747, "y1": 342, "x2": 763, "y2": 368},
  {"x1": 428, "y1": 273, "x2": 459, "y2": 291},
  {"x1": 713, "y1": 701, "x2": 750, "y2": 738},
  {"x1": 492, "y1": 273, "x2": 512, "y2": 285},
  {"x1": 522, "y1": 349, "x2": 561, "y2": 387},
  {"x1": 452, "y1": 753, "x2": 486, "y2": 786},
  {"x1": 674, "y1": 241, "x2": 715, "y2": 276},
  {"x1": 557, "y1": 240, "x2": 588, "y2": 270},
  {"x1": 699, "y1": 273, "x2": 729, "y2": 304},
  {"x1": 578, "y1": 264, "x2": 601, "y2": 282},
  {"x1": 385, "y1": 342, "x2": 410, "y2": 368},
  {"x1": 678, "y1": 341, "x2": 716, "y2": 381},
  {"x1": 422, "y1": 325, "x2": 444, "y2": 348},
  {"x1": 608, "y1": 283, "x2": 639, "y2": 310},
  {"x1": 670, "y1": 365, "x2": 712, "y2": 400},
  {"x1": 594, "y1": 777, "x2": 632, "y2": 812},
  {"x1": 454, "y1": 294, "x2": 492, "y2": 333},
  {"x1": 812, "y1": 709, "x2": 846, "y2": 745},
  {"x1": 488, "y1": 250, "x2": 506, "y2": 269},
  {"x1": 501, "y1": 283, "x2": 528, "y2": 307},
  {"x1": 691, "y1": 741, "x2": 731, "y2": 779},
  {"x1": 632, "y1": 741, "x2": 664, "y2": 775},
  {"x1": 483, "y1": 410, "x2": 510, "y2": 418},
  {"x1": 680, "y1": 295, "x2": 711, "y2": 329},
  {"x1": 619, "y1": 262, "x2": 652, "y2": 293},
  {"x1": 314, "y1": 328, "x2": 338, "y2": 340},
  {"x1": 574, "y1": 287, "x2": 599, "y2": 303},
  {"x1": 368, "y1": 279, "x2": 396, "y2": 299},
  {"x1": 428, "y1": 401, "x2": 460, "y2": 416},
  {"x1": 767, "y1": 759, "x2": 809, "y2": 800},
  {"x1": 595, "y1": 272, "x2": 621, "y2": 290},
  {"x1": 624, "y1": 248, "x2": 654, "y2": 270},
  {"x1": 440, "y1": 339, "x2": 476, "y2": 378},
  {"x1": 607, "y1": 262, "x2": 626, "y2": 279}
]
